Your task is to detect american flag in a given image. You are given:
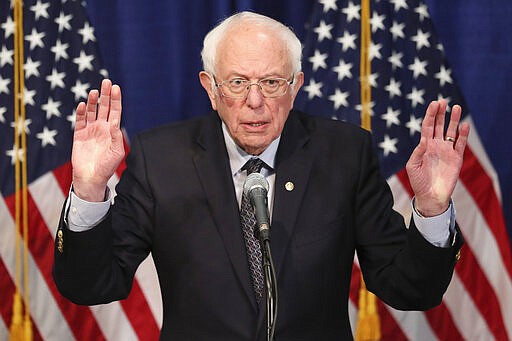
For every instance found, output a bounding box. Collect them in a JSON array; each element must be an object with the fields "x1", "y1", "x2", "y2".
[
  {"x1": 0, "y1": 0, "x2": 161, "y2": 339},
  {"x1": 295, "y1": 0, "x2": 512, "y2": 340}
]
